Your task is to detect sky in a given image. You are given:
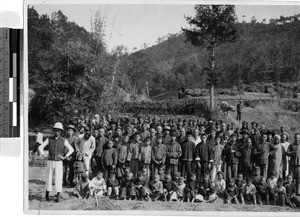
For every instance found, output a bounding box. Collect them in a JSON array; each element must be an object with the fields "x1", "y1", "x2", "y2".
[{"x1": 31, "y1": 3, "x2": 300, "y2": 53}]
